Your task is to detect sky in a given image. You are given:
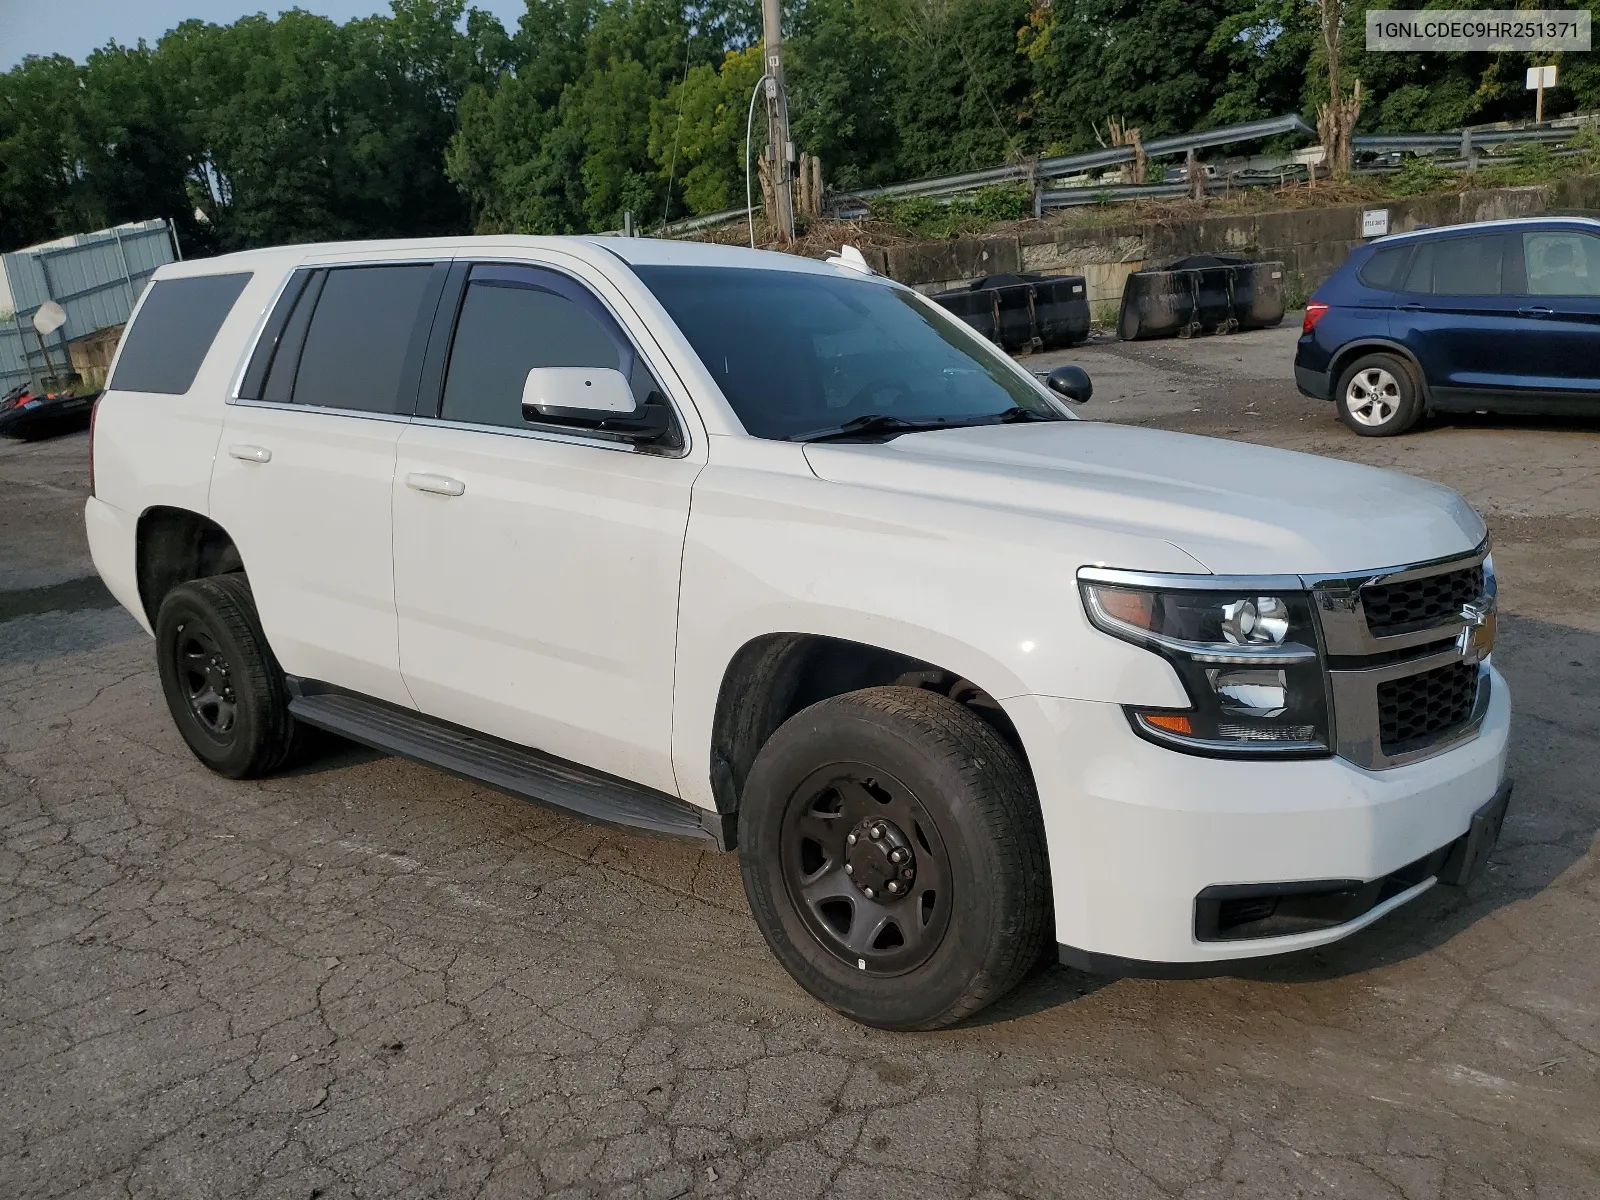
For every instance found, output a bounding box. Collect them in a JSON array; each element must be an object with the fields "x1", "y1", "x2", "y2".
[{"x1": 0, "y1": 0, "x2": 530, "y2": 69}]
